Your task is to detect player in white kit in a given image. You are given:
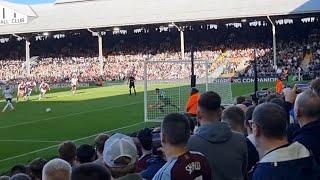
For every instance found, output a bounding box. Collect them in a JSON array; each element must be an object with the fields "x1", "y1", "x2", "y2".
[
  {"x1": 71, "y1": 77, "x2": 78, "y2": 95},
  {"x1": 2, "y1": 86, "x2": 14, "y2": 112},
  {"x1": 39, "y1": 81, "x2": 50, "y2": 100}
]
